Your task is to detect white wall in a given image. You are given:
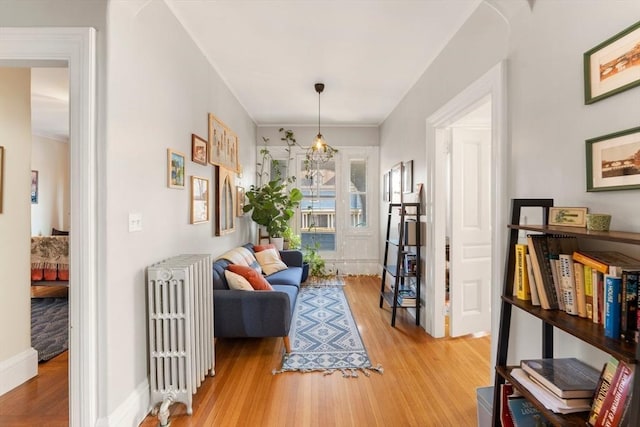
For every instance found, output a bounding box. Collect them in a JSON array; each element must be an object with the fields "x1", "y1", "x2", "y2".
[
  {"x1": 103, "y1": 0, "x2": 255, "y2": 419},
  {"x1": 31, "y1": 135, "x2": 70, "y2": 236},
  {"x1": 258, "y1": 125, "x2": 379, "y2": 148},
  {"x1": 381, "y1": 0, "x2": 640, "y2": 371},
  {"x1": 0, "y1": 68, "x2": 37, "y2": 391},
  {"x1": 380, "y1": 2, "x2": 509, "y2": 334}
]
